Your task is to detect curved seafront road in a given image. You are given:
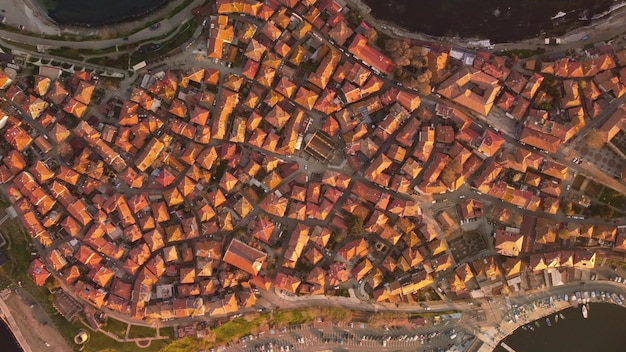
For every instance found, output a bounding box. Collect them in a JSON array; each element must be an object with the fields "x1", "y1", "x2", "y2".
[{"x1": 0, "y1": 0, "x2": 205, "y2": 50}]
